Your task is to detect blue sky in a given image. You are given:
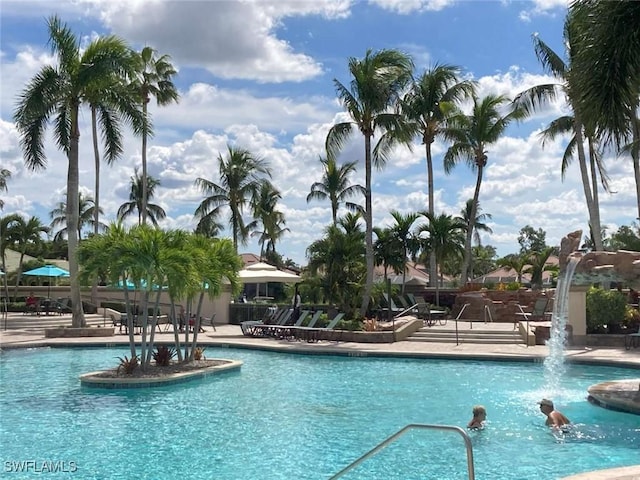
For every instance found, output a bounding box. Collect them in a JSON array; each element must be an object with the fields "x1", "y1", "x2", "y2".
[{"x1": 1, "y1": 0, "x2": 636, "y2": 266}]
